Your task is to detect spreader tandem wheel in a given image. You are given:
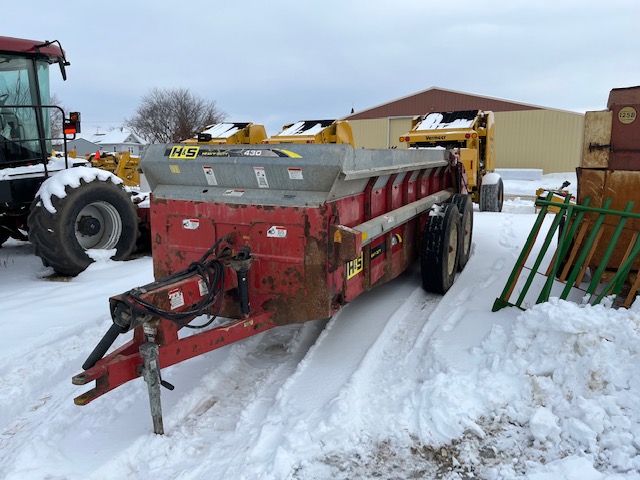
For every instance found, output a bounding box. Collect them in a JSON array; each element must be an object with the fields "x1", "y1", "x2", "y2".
[
  {"x1": 479, "y1": 174, "x2": 504, "y2": 212},
  {"x1": 27, "y1": 177, "x2": 139, "y2": 276},
  {"x1": 449, "y1": 193, "x2": 474, "y2": 270},
  {"x1": 420, "y1": 202, "x2": 461, "y2": 294}
]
